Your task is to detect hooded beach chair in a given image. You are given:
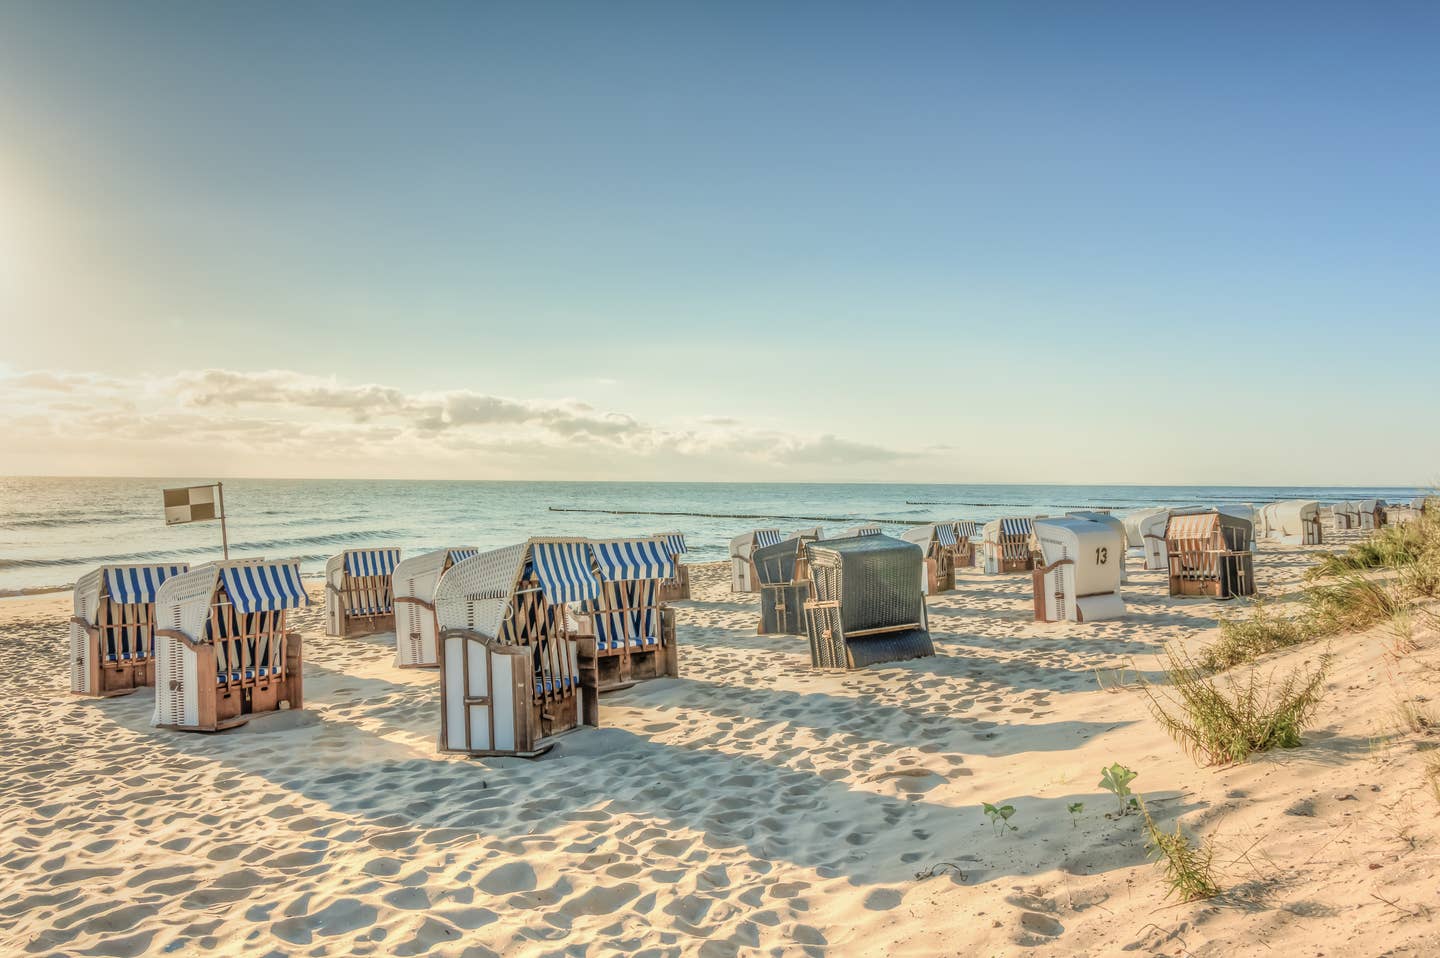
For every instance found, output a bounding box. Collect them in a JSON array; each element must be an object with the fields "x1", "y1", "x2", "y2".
[
  {"x1": 1164, "y1": 510, "x2": 1255, "y2": 599},
  {"x1": 982, "y1": 517, "x2": 1037, "y2": 574},
  {"x1": 1355, "y1": 499, "x2": 1387, "y2": 531},
  {"x1": 1032, "y1": 517, "x2": 1125, "y2": 623},
  {"x1": 654, "y1": 531, "x2": 691, "y2": 602},
  {"x1": 950, "y1": 520, "x2": 979, "y2": 568},
  {"x1": 1123, "y1": 507, "x2": 1172, "y2": 571},
  {"x1": 433, "y1": 540, "x2": 600, "y2": 758},
  {"x1": 900, "y1": 523, "x2": 958, "y2": 594},
  {"x1": 1066, "y1": 511, "x2": 1128, "y2": 583},
  {"x1": 151, "y1": 558, "x2": 308, "y2": 731},
  {"x1": 834, "y1": 524, "x2": 882, "y2": 539},
  {"x1": 1330, "y1": 500, "x2": 1359, "y2": 531},
  {"x1": 752, "y1": 537, "x2": 811, "y2": 636},
  {"x1": 803, "y1": 535, "x2": 934, "y2": 670},
  {"x1": 391, "y1": 547, "x2": 478, "y2": 668},
  {"x1": 571, "y1": 537, "x2": 678, "y2": 692},
  {"x1": 1257, "y1": 500, "x2": 1322, "y2": 546},
  {"x1": 70, "y1": 563, "x2": 189, "y2": 697},
  {"x1": 324, "y1": 547, "x2": 401, "y2": 637},
  {"x1": 729, "y1": 528, "x2": 783, "y2": 593}
]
